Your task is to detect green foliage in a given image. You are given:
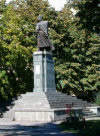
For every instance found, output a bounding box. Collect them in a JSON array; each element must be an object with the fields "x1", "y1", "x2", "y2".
[
  {"x1": 73, "y1": 0, "x2": 100, "y2": 34},
  {"x1": 0, "y1": 39, "x2": 34, "y2": 100},
  {"x1": 0, "y1": 0, "x2": 57, "y2": 101},
  {"x1": 60, "y1": 120, "x2": 100, "y2": 136},
  {"x1": 54, "y1": 2, "x2": 100, "y2": 100},
  {"x1": 95, "y1": 92, "x2": 100, "y2": 106},
  {"x1": 0, "y1": 0, "x2": 100, "y2": 101}
]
